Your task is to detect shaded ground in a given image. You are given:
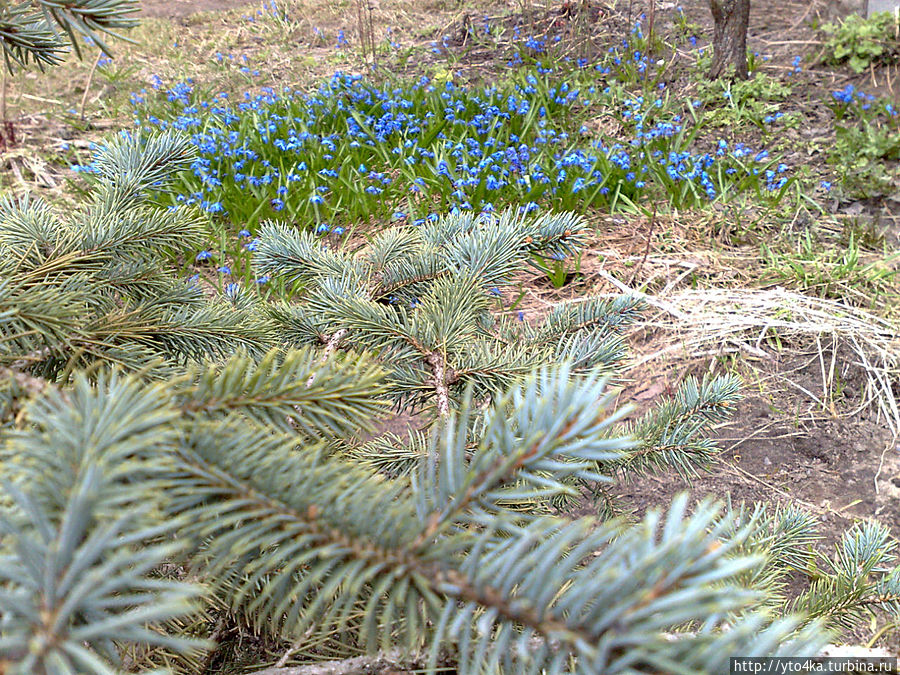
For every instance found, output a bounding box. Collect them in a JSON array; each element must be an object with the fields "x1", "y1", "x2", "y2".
[{"x1": 616, "y1": 350, "x2": 900, "y2": 535}]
